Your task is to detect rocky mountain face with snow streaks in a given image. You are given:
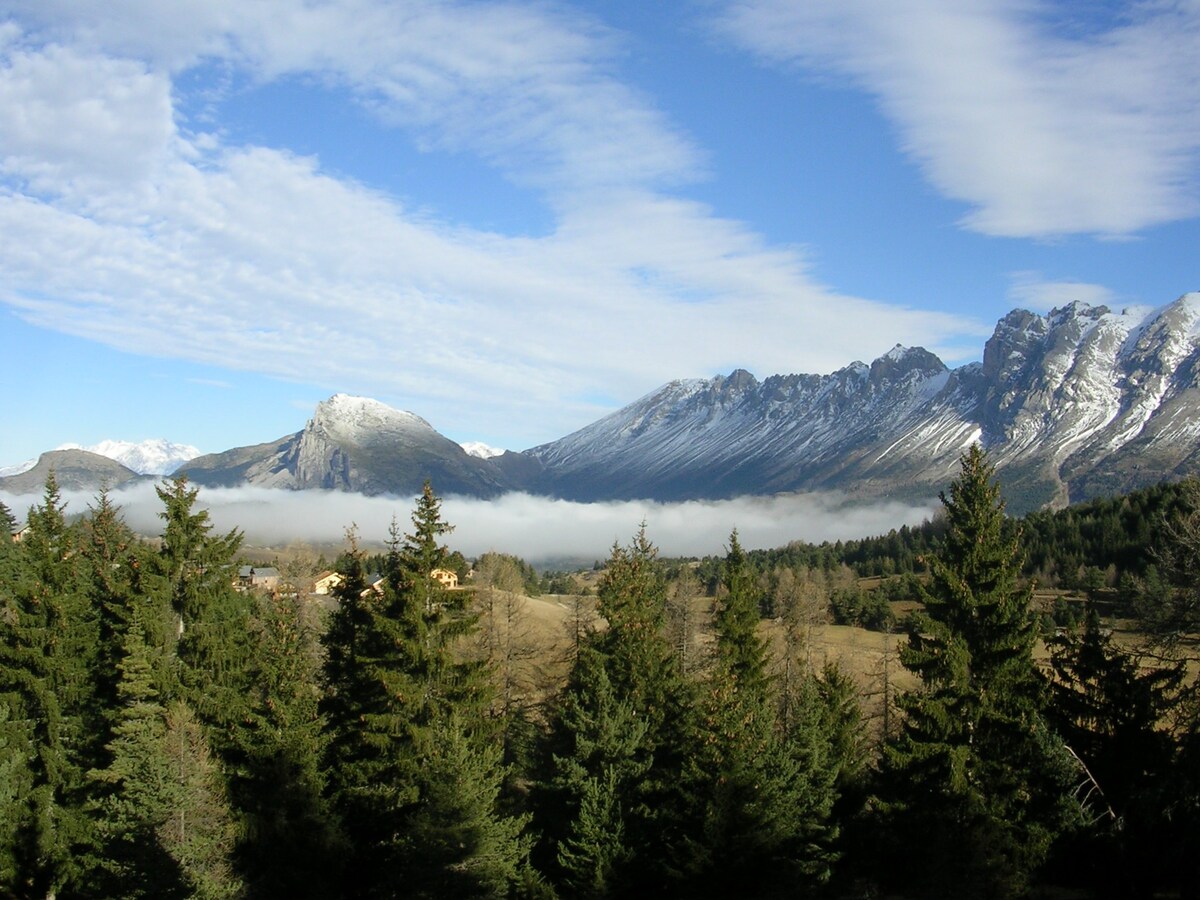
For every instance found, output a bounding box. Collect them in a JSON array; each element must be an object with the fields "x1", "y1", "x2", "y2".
[
  {"x1": 528, "y1": 294, "x2": 1200, "y2": 511},
  {"x1": 5, "y1": 296, "x2": 1200, "y2": 514},
  {"x1": 179, "y1": 394, "x2": 521, "y2": 498}
]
